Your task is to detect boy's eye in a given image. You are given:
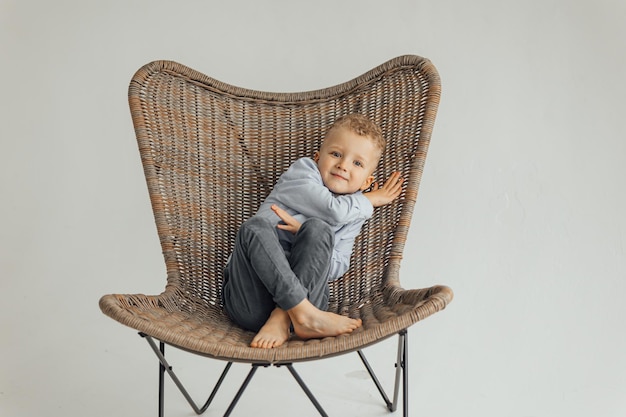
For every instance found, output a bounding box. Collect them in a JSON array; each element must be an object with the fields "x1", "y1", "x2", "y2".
[
  {"x1": 331, "y1": 151, "x2": 341, "y2": 157},
  {"x1": 354, "y1": 160, "x2": 363, "y2": 167}
]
